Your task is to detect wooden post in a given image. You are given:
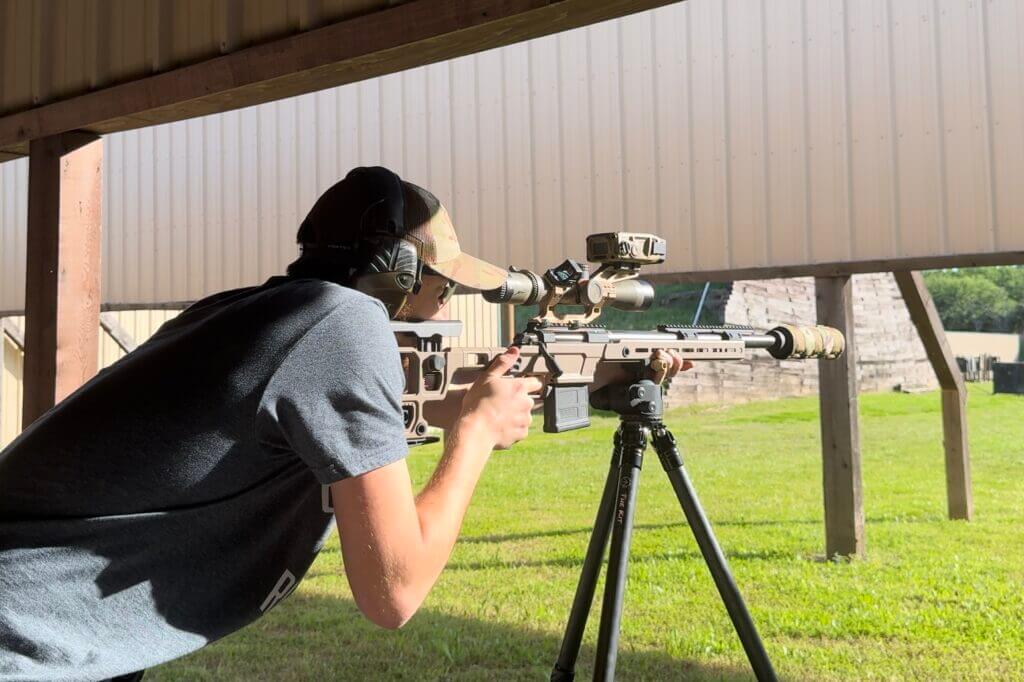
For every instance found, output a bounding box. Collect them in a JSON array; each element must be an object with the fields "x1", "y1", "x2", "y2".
[
  {"x1": 893, "y1": 271, "x2": 972, "y2": 520},
  {"x1": 815, "y1": 276, "x2": 865, "y2": 558},
  {"x1": 22, "y1": 132, "x2": 103, "y2": 428}
]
